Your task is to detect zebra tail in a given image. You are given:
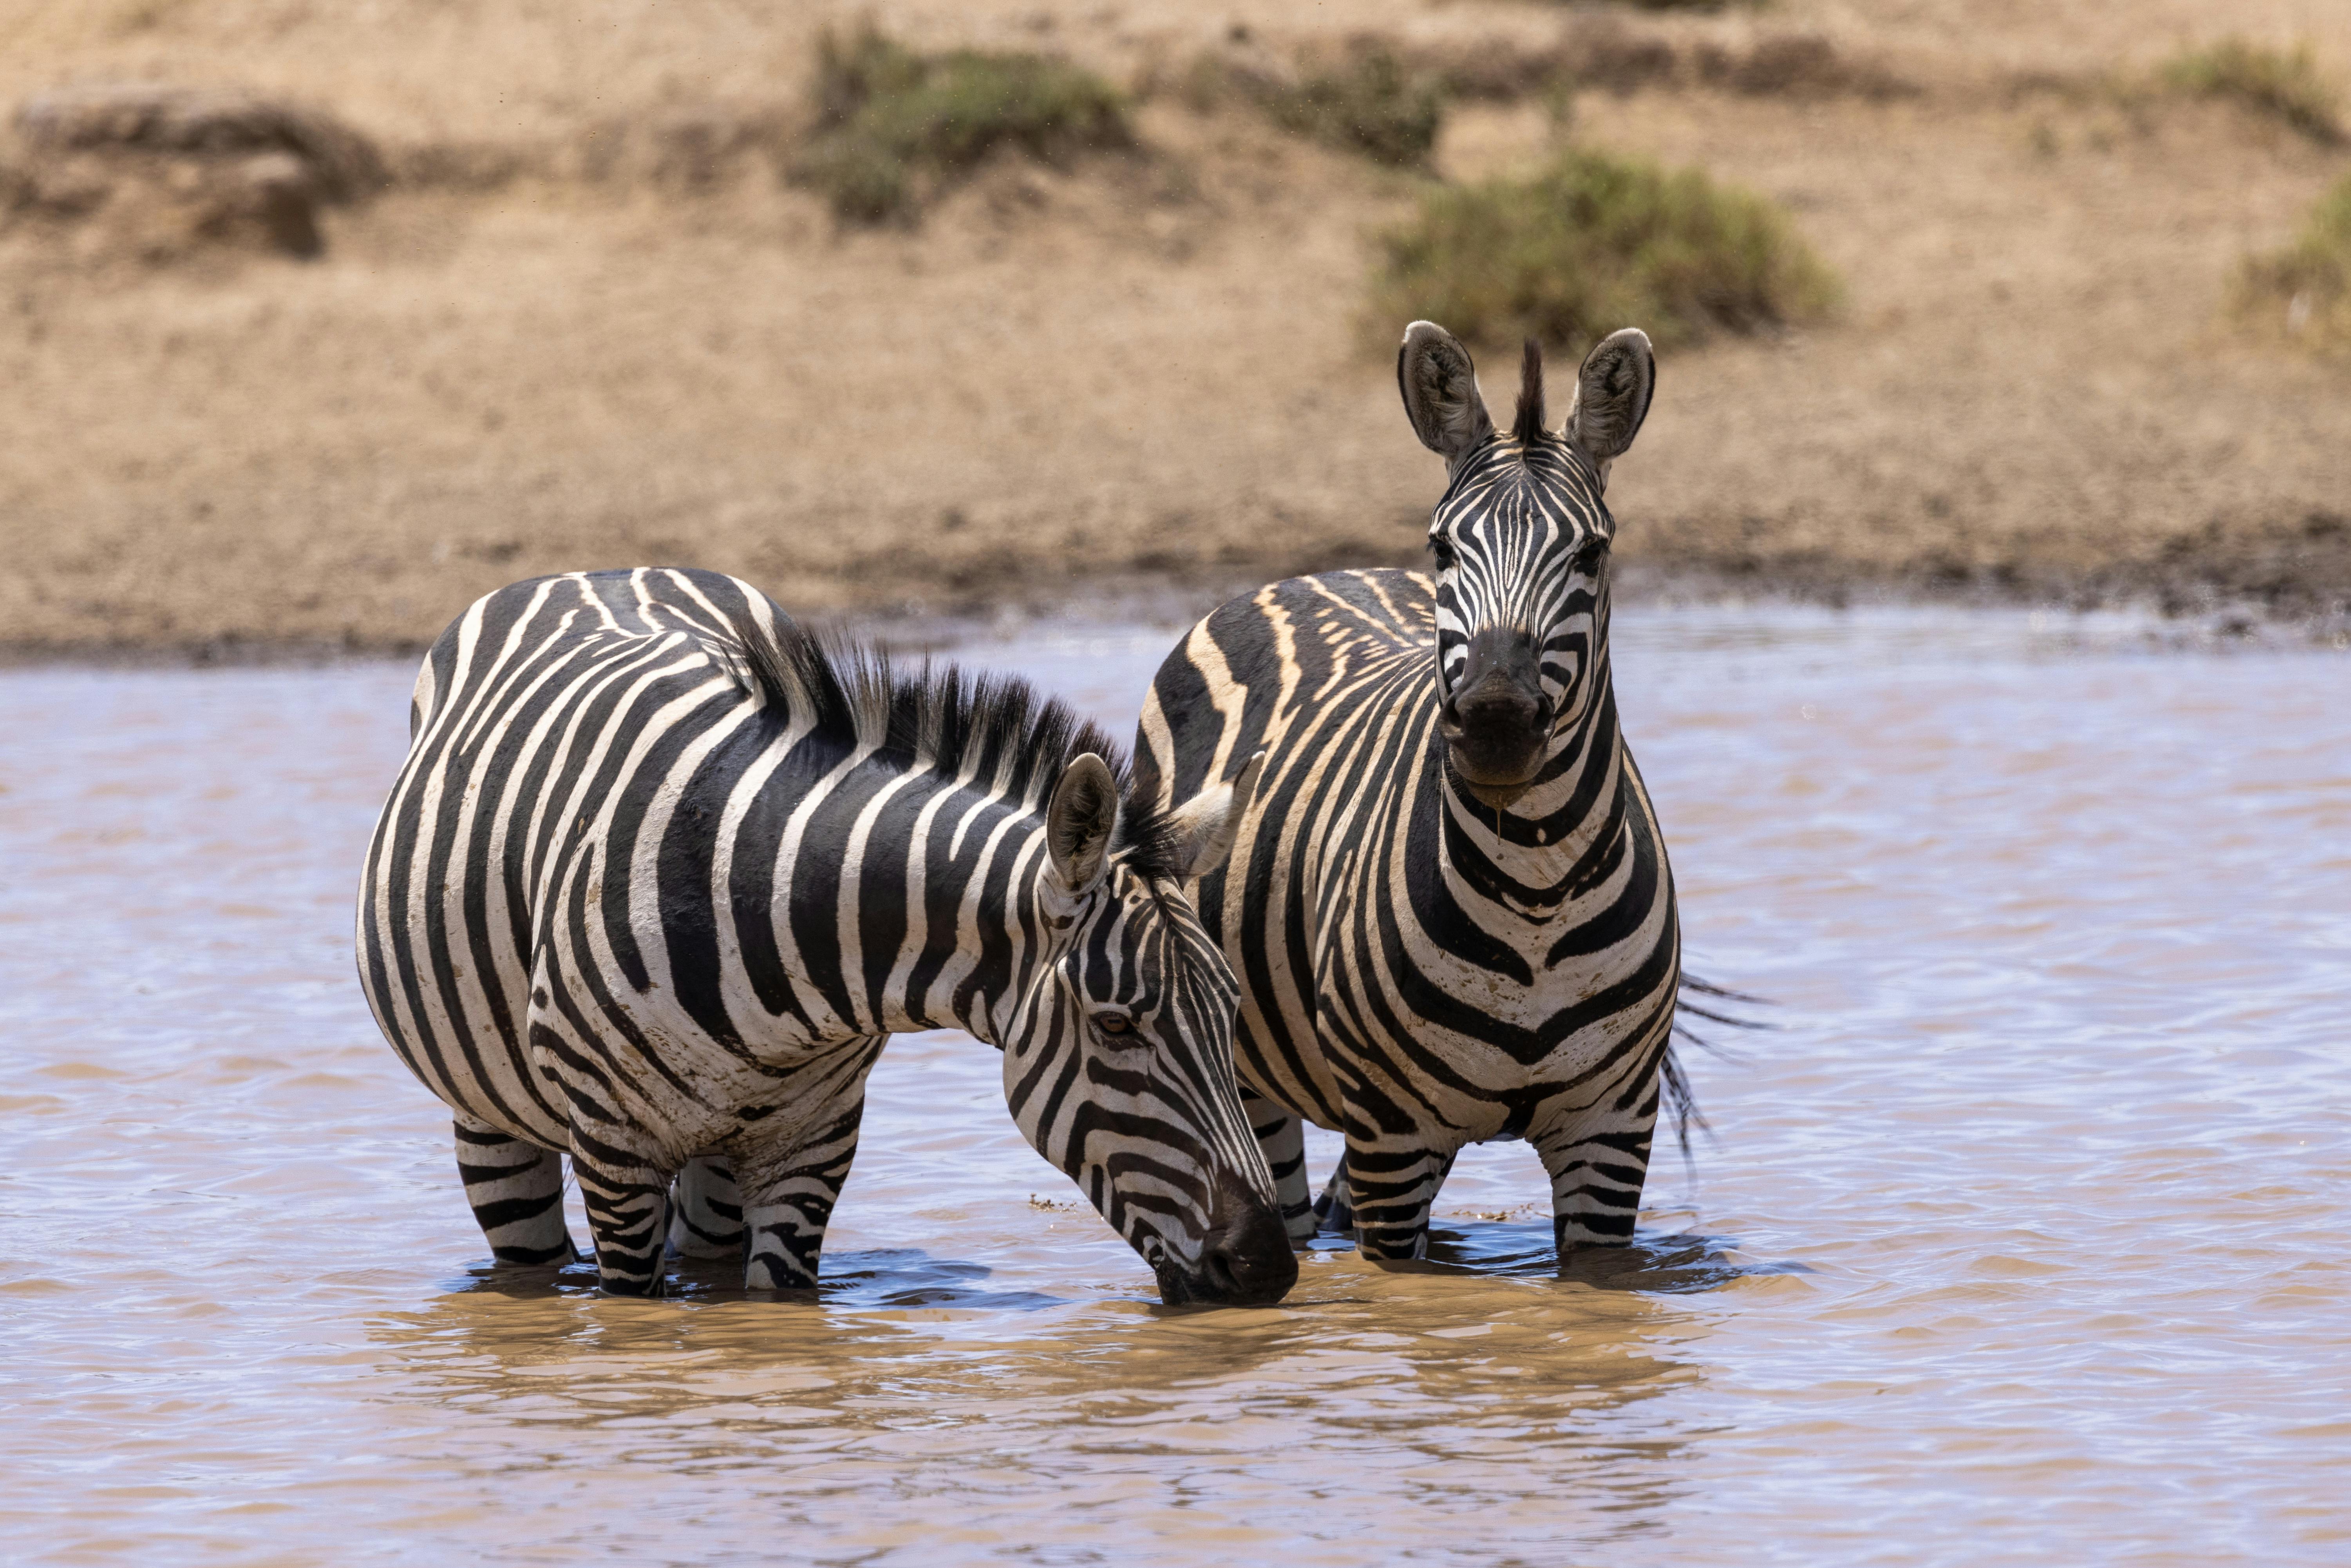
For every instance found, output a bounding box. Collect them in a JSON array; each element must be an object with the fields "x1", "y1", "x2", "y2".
[{"x1": 1660, "y1": 969, "x2": 1775, "y2": 1169}]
